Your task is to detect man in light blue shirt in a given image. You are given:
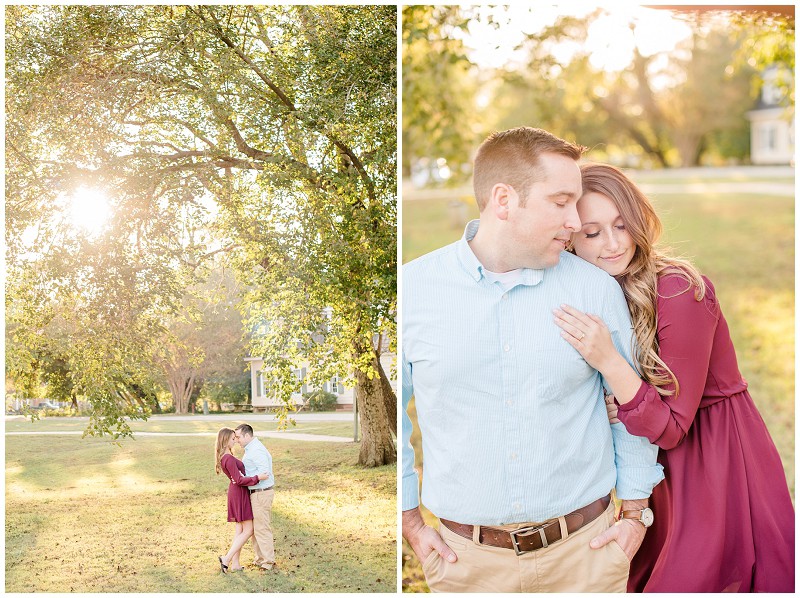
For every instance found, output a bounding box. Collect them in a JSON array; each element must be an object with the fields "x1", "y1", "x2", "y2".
[
  {"x1": 402, "y1": 127, "x2": 664, "y2": 592},
  {"x1": 235, "y1": 423, "x2": 275, "y2": 570}
]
